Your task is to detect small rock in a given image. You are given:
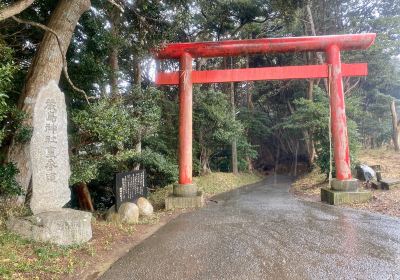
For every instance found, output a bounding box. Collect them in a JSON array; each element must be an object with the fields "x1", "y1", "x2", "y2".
[
  {"x1": 137, "y1": 197, "x2": 154, "y2": 216},
  {"x1": 118, "y1": 202, "x2": 139, "y2": 224},
  {"x1": 105, "y1": 205, "x2": 120, "y2": 224}
]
